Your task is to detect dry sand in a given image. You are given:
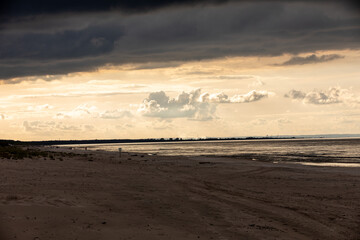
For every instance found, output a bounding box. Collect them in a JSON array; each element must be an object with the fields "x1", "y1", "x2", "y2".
[{"x1": 0, "y1": 146, "x2": 359, "y2": 240}]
